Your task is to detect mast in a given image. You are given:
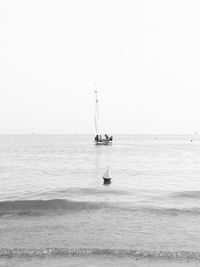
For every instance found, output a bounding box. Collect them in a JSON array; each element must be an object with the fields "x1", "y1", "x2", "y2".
[{"x1": 94, "y1": 90, "x2": 100, "y2": 136}]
